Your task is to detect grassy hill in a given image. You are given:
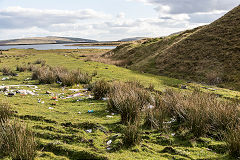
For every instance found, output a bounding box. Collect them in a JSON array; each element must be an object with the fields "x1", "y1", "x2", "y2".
[
  {"x1": 0, "y1": 36, "x2": 97, "y2": 45},
  {"x1": 106, "y1": 5, "x2": 240, "y2": 90}
]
